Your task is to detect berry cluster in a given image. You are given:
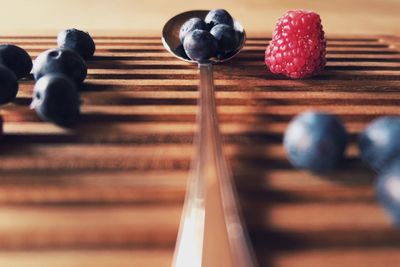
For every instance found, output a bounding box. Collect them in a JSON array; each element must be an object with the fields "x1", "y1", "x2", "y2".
[
  {"x1": 31, "y1": 28, "x2": 95, "y2": 126},
  {"x1": 284, "y1": 112, "x2": 400, "y2": 225},
  {"x1": 0, "y1": 28, "x2": 95, "y2": 132},
  {"x1": 360, "y1": 117, "x2": 400, "y2": 226},
  {"x1": 179, "y1": 9, "x2": 242, "y2": 61}
]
